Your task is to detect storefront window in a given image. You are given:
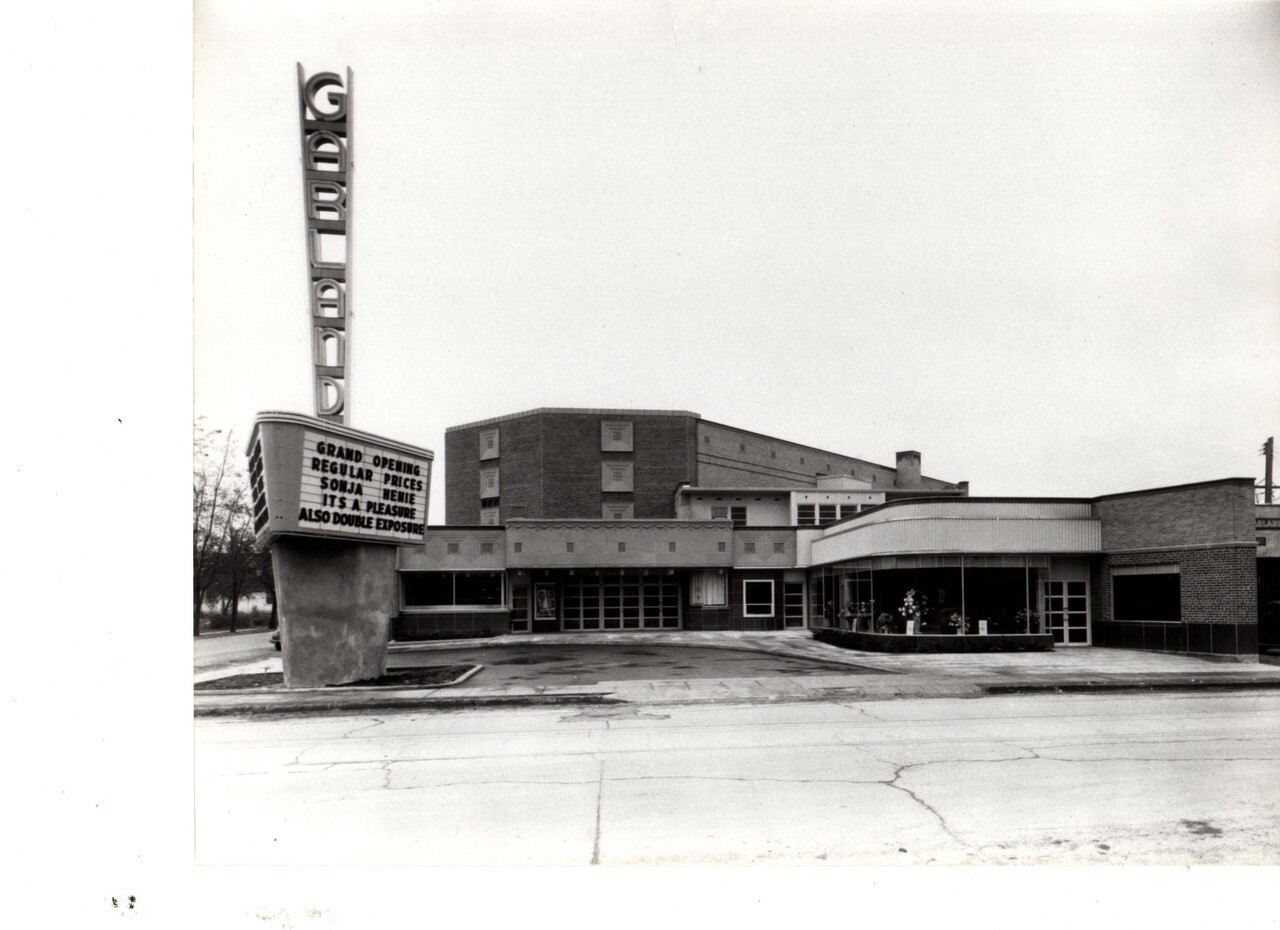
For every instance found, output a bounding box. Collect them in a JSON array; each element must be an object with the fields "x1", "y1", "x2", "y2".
[
  {"x1": 403, "y1": 572, "x2": 503, "y2": 608},
  {"x1": 1113, "y1": 567, "x2": 1180, "y2": 623}
]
